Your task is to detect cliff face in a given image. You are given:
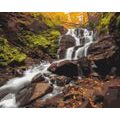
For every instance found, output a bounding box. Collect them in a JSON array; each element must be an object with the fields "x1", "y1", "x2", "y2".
[{"x1": 88, "y1": 13, "x2": 120, "y2": 78}]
